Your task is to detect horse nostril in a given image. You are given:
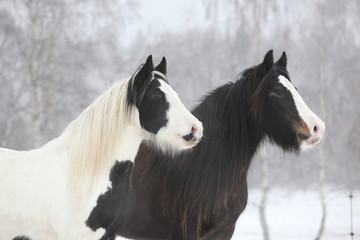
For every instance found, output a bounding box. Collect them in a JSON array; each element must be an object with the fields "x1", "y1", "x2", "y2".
[
  {"x1": 191, "y1": 125, "x2": 197, "y2": 135},
  {"x1": 313, "y1": 124, "x2": 318, "y2": 134}
]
